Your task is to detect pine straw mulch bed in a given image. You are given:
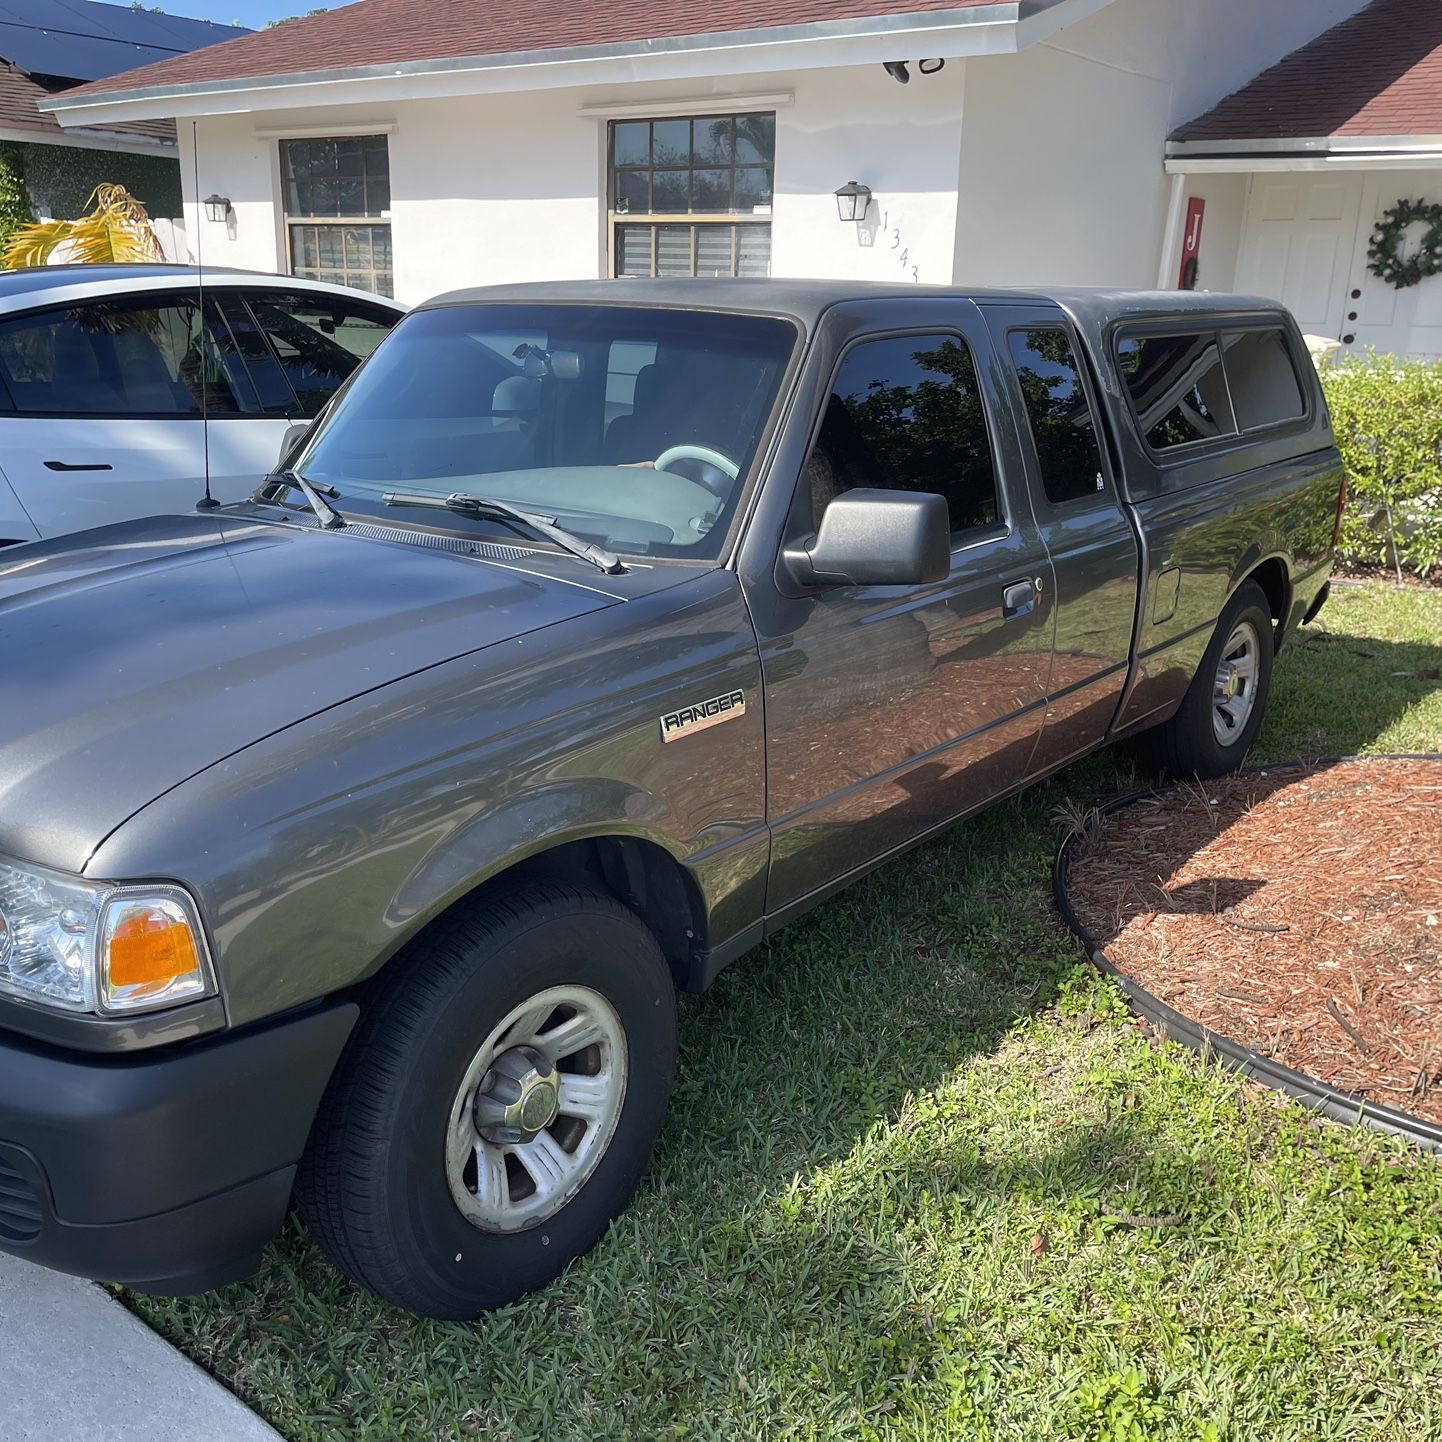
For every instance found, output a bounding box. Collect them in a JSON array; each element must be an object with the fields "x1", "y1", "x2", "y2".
[{"x1": 1063, "y1": 757, "x2": 1442, "y2": 1127}]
